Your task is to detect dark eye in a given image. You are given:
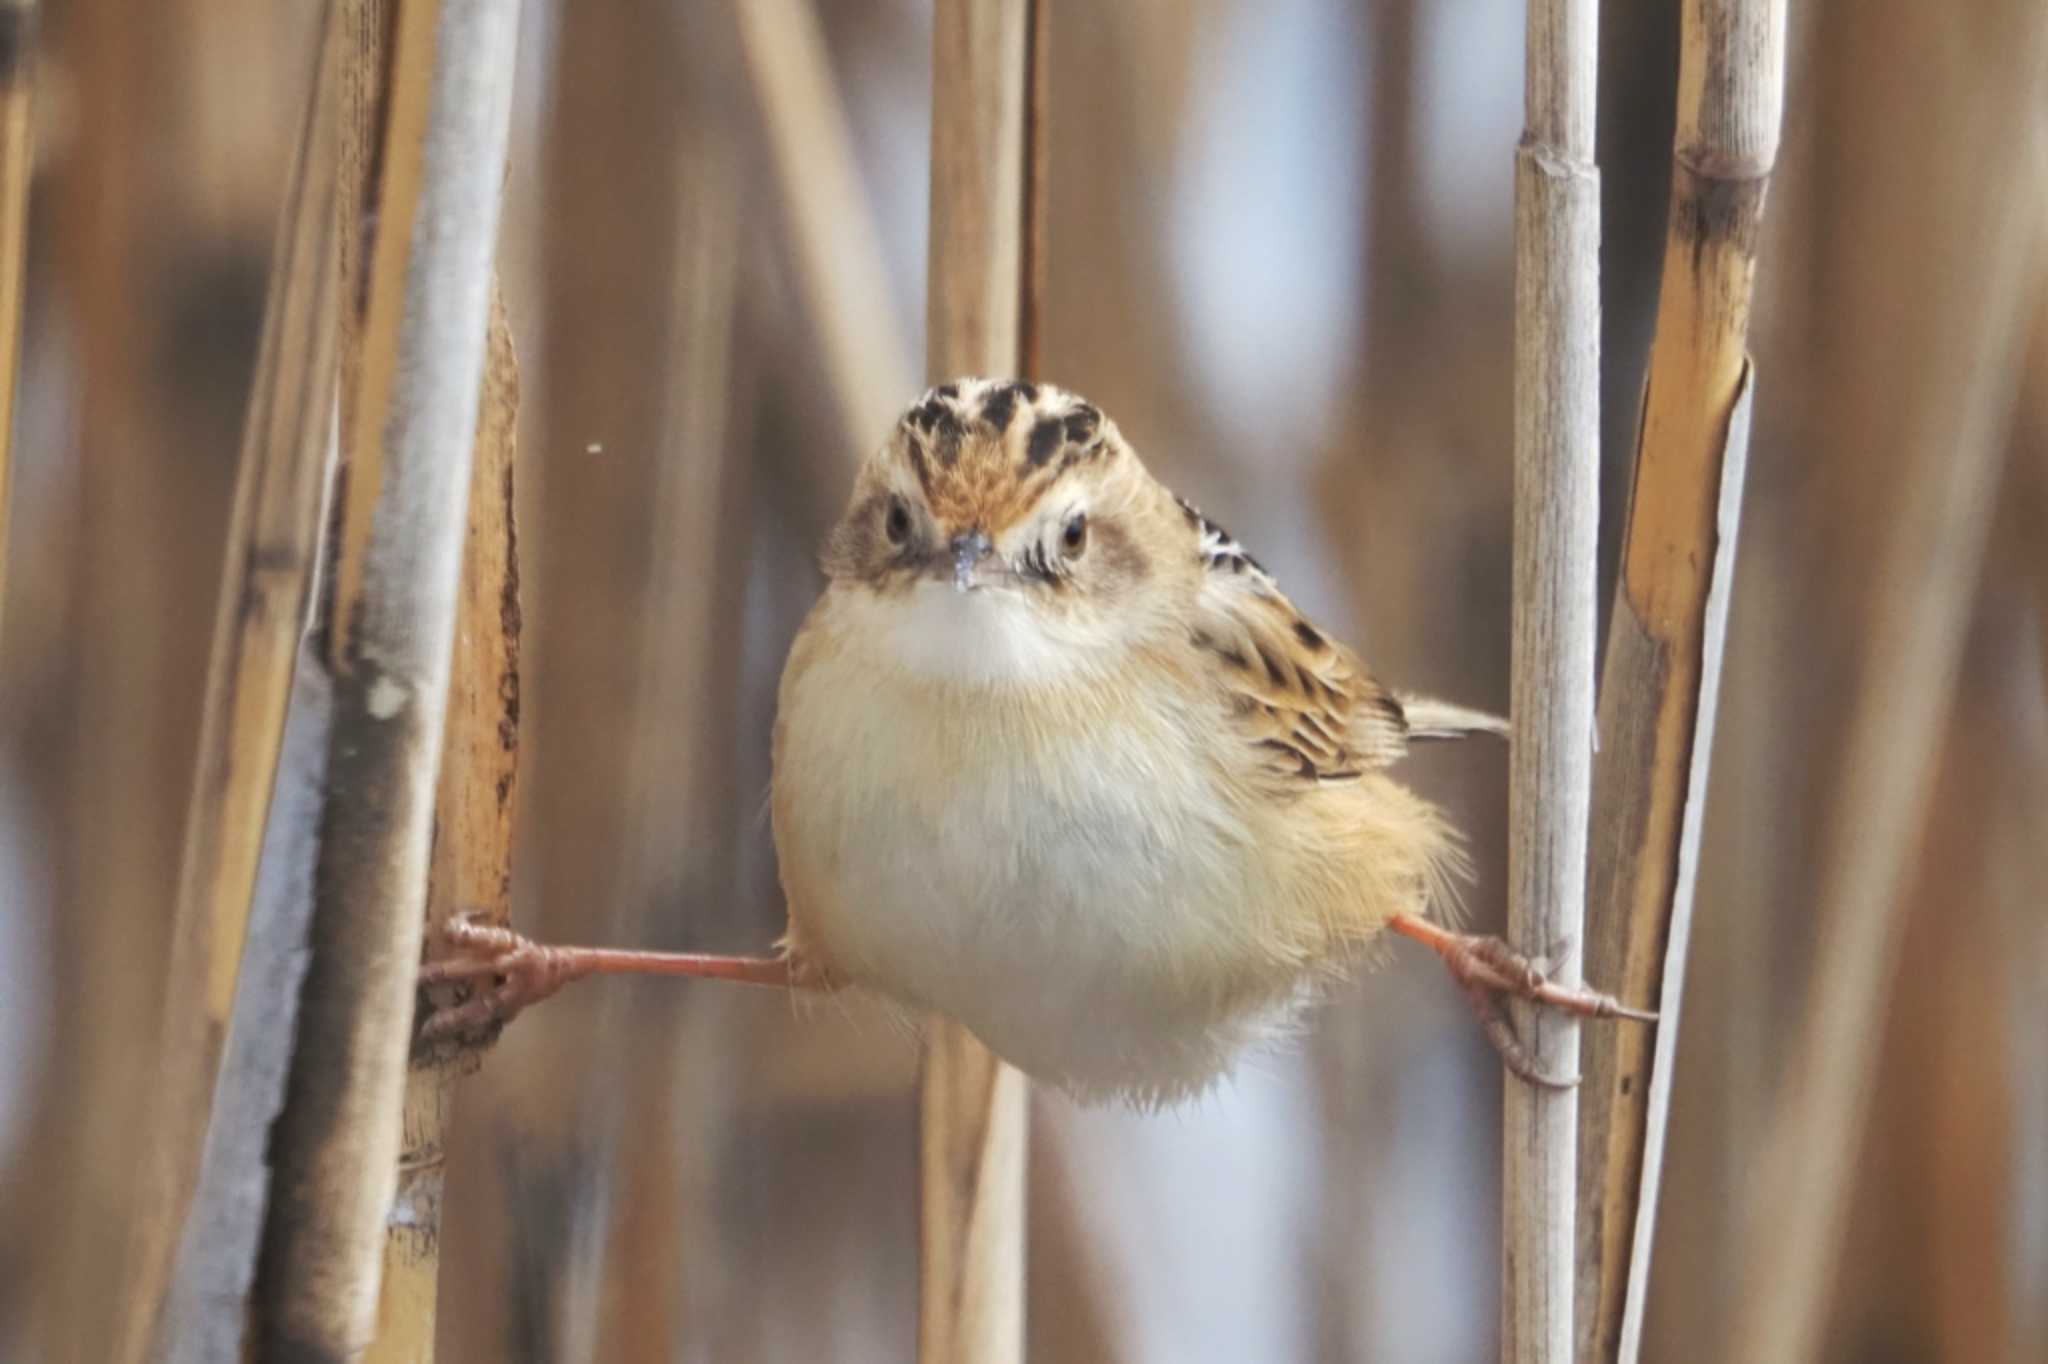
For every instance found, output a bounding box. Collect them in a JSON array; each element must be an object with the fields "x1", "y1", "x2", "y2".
[
  {"x1": 885, "y1": 497, "x2": 912, "y2": 546},
  {"x1": 1062, "y1": 512, "x2": 1088, "y2": 555}
]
